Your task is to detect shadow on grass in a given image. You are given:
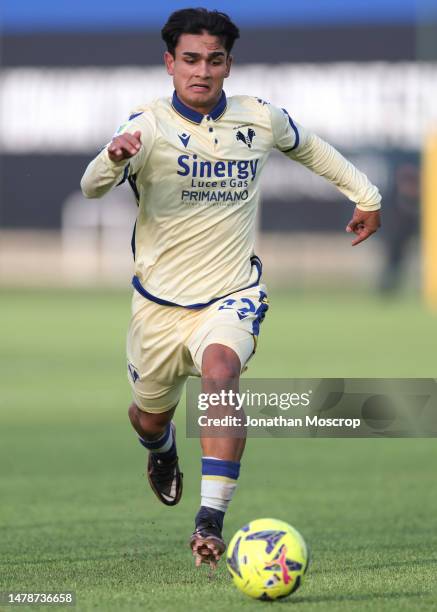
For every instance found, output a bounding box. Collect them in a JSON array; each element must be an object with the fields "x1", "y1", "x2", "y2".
[
  {"x1": 0, "y1": 552, "x2": 153, "y2": 567},
  {"x1": 289, "y1": 591, "x2": 427, "y2": 606},
  {"x1": 309, "y1": 557, "x2": 437, "y2": 575},
  {"x1": 0, "y1": 518, "x2": 149, "y2": 531},
  {"x1": 316, "y1": 533, "x2": 437, "y2": 555},
  {"x1": 356, "y1": 558, "x2": 437, "y2": 572}
]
